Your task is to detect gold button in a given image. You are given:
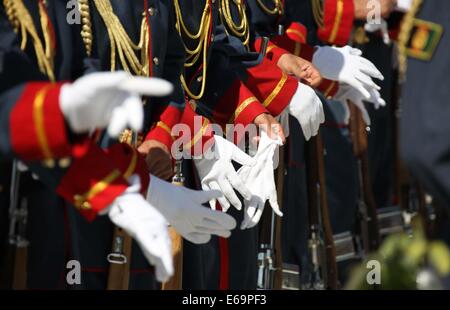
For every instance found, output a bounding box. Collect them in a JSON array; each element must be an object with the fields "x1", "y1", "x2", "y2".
[
  {"x1": 153, "y1": 57, "x2": 159, "y2": 66},
  {"x1": 43, "y1": 159, "x2": 55, "y2": 168},
  {"x1": 73, "y1": 195, "x2": 92, "y2": 210},
  {"x1": 196, "y1": 76, "x2": 203, "y2": 83},
  {"x1": 148, "y1": 7, "x2": 156, "y2": 16},
  {"x1": 58, "y1": 157, "x2": 71, "y2": 168}
]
